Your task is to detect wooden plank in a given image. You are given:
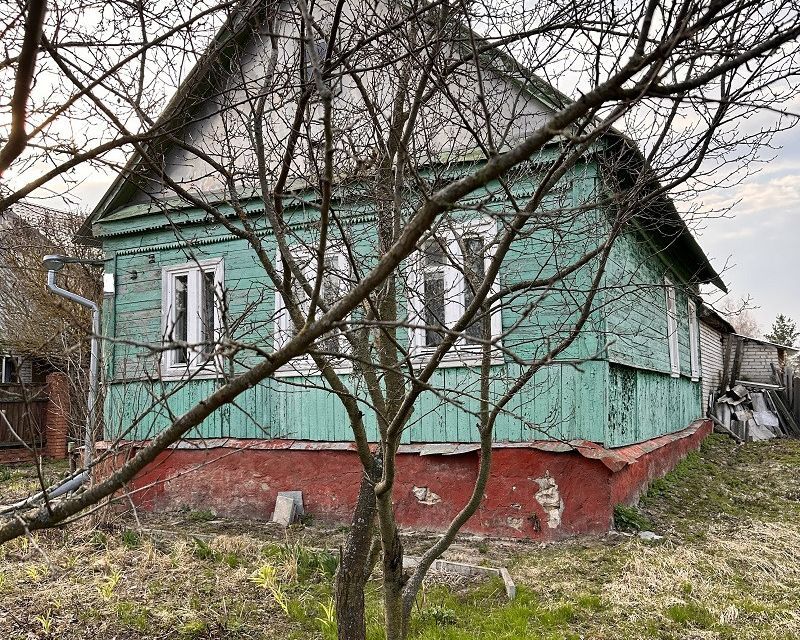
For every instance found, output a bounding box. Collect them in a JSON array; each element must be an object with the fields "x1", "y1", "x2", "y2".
[
  {"x1": 767, "y1": 390, "x2": 800, "y2": 437},
  {"x1": 721, "y1": 336, "x2": 734, "y2": 392},
  {"x1": 729, "y1": 336, "x2": 744, "y2": 389},
  {"x1": 794, "y1": 377, "x2": 800, "y2": 426},
  {"x1": 707, "y1": 411, "x2": 743, "y2": 443}
]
